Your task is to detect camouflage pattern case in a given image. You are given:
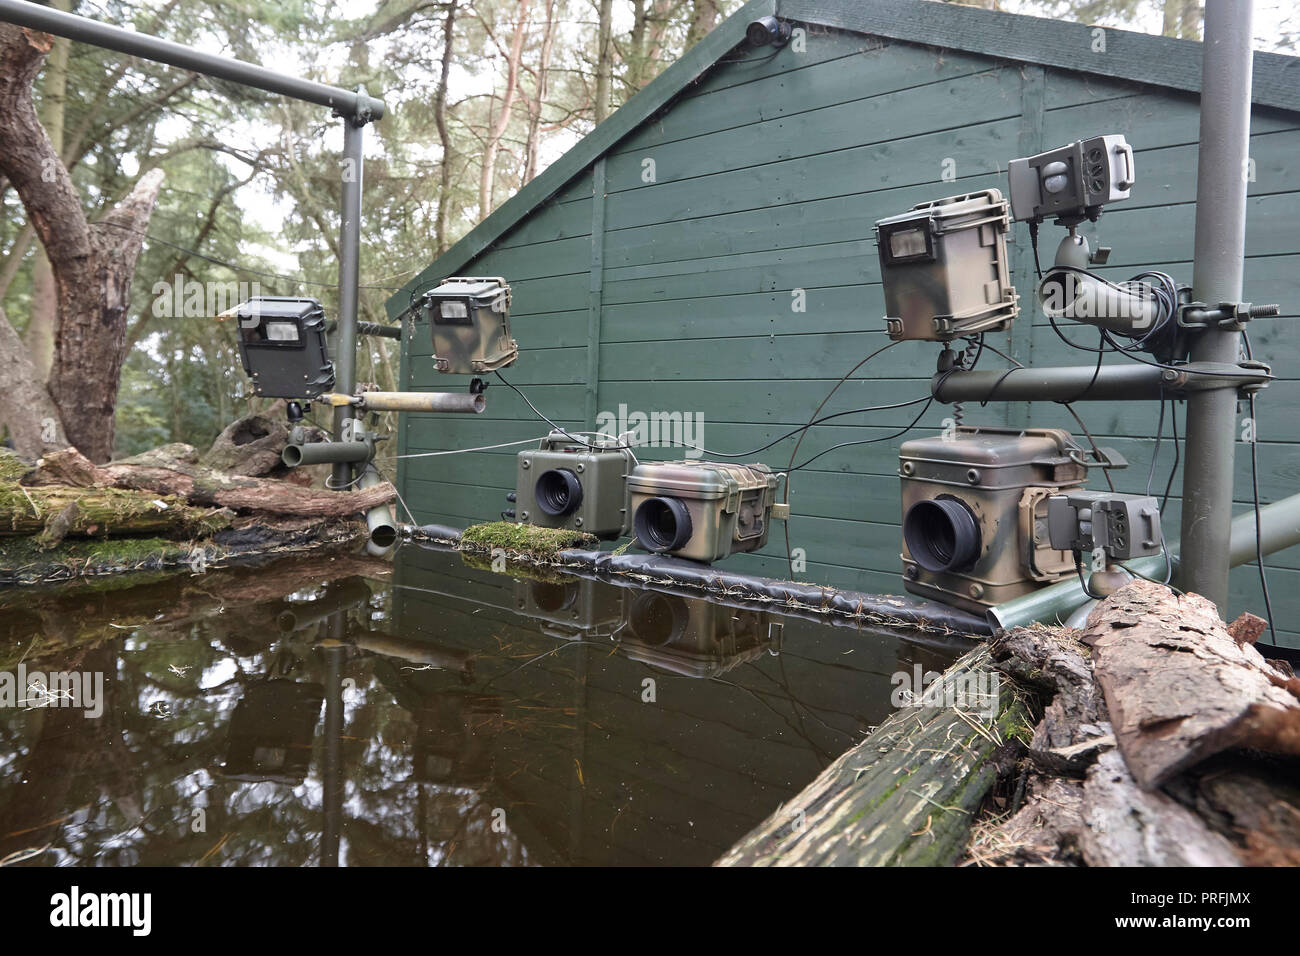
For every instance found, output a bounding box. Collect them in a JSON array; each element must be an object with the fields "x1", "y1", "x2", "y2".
[
  {"x1": 627, "y1": 460, "x2": 780, "y2": 563},
  {"x1": 898, "y1": 426, "x2": 1088, "y2": 613},
  {"x1": 876, "y1": 188, "x2": 1019, "y2": 341}
]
